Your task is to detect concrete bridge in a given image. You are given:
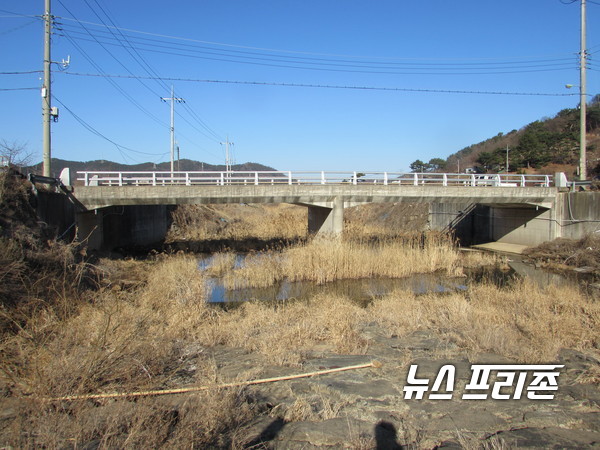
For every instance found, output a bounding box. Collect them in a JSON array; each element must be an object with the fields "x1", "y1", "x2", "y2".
[{"x1": 60, "y1": 170, "x2": 597, "y2": 250}]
